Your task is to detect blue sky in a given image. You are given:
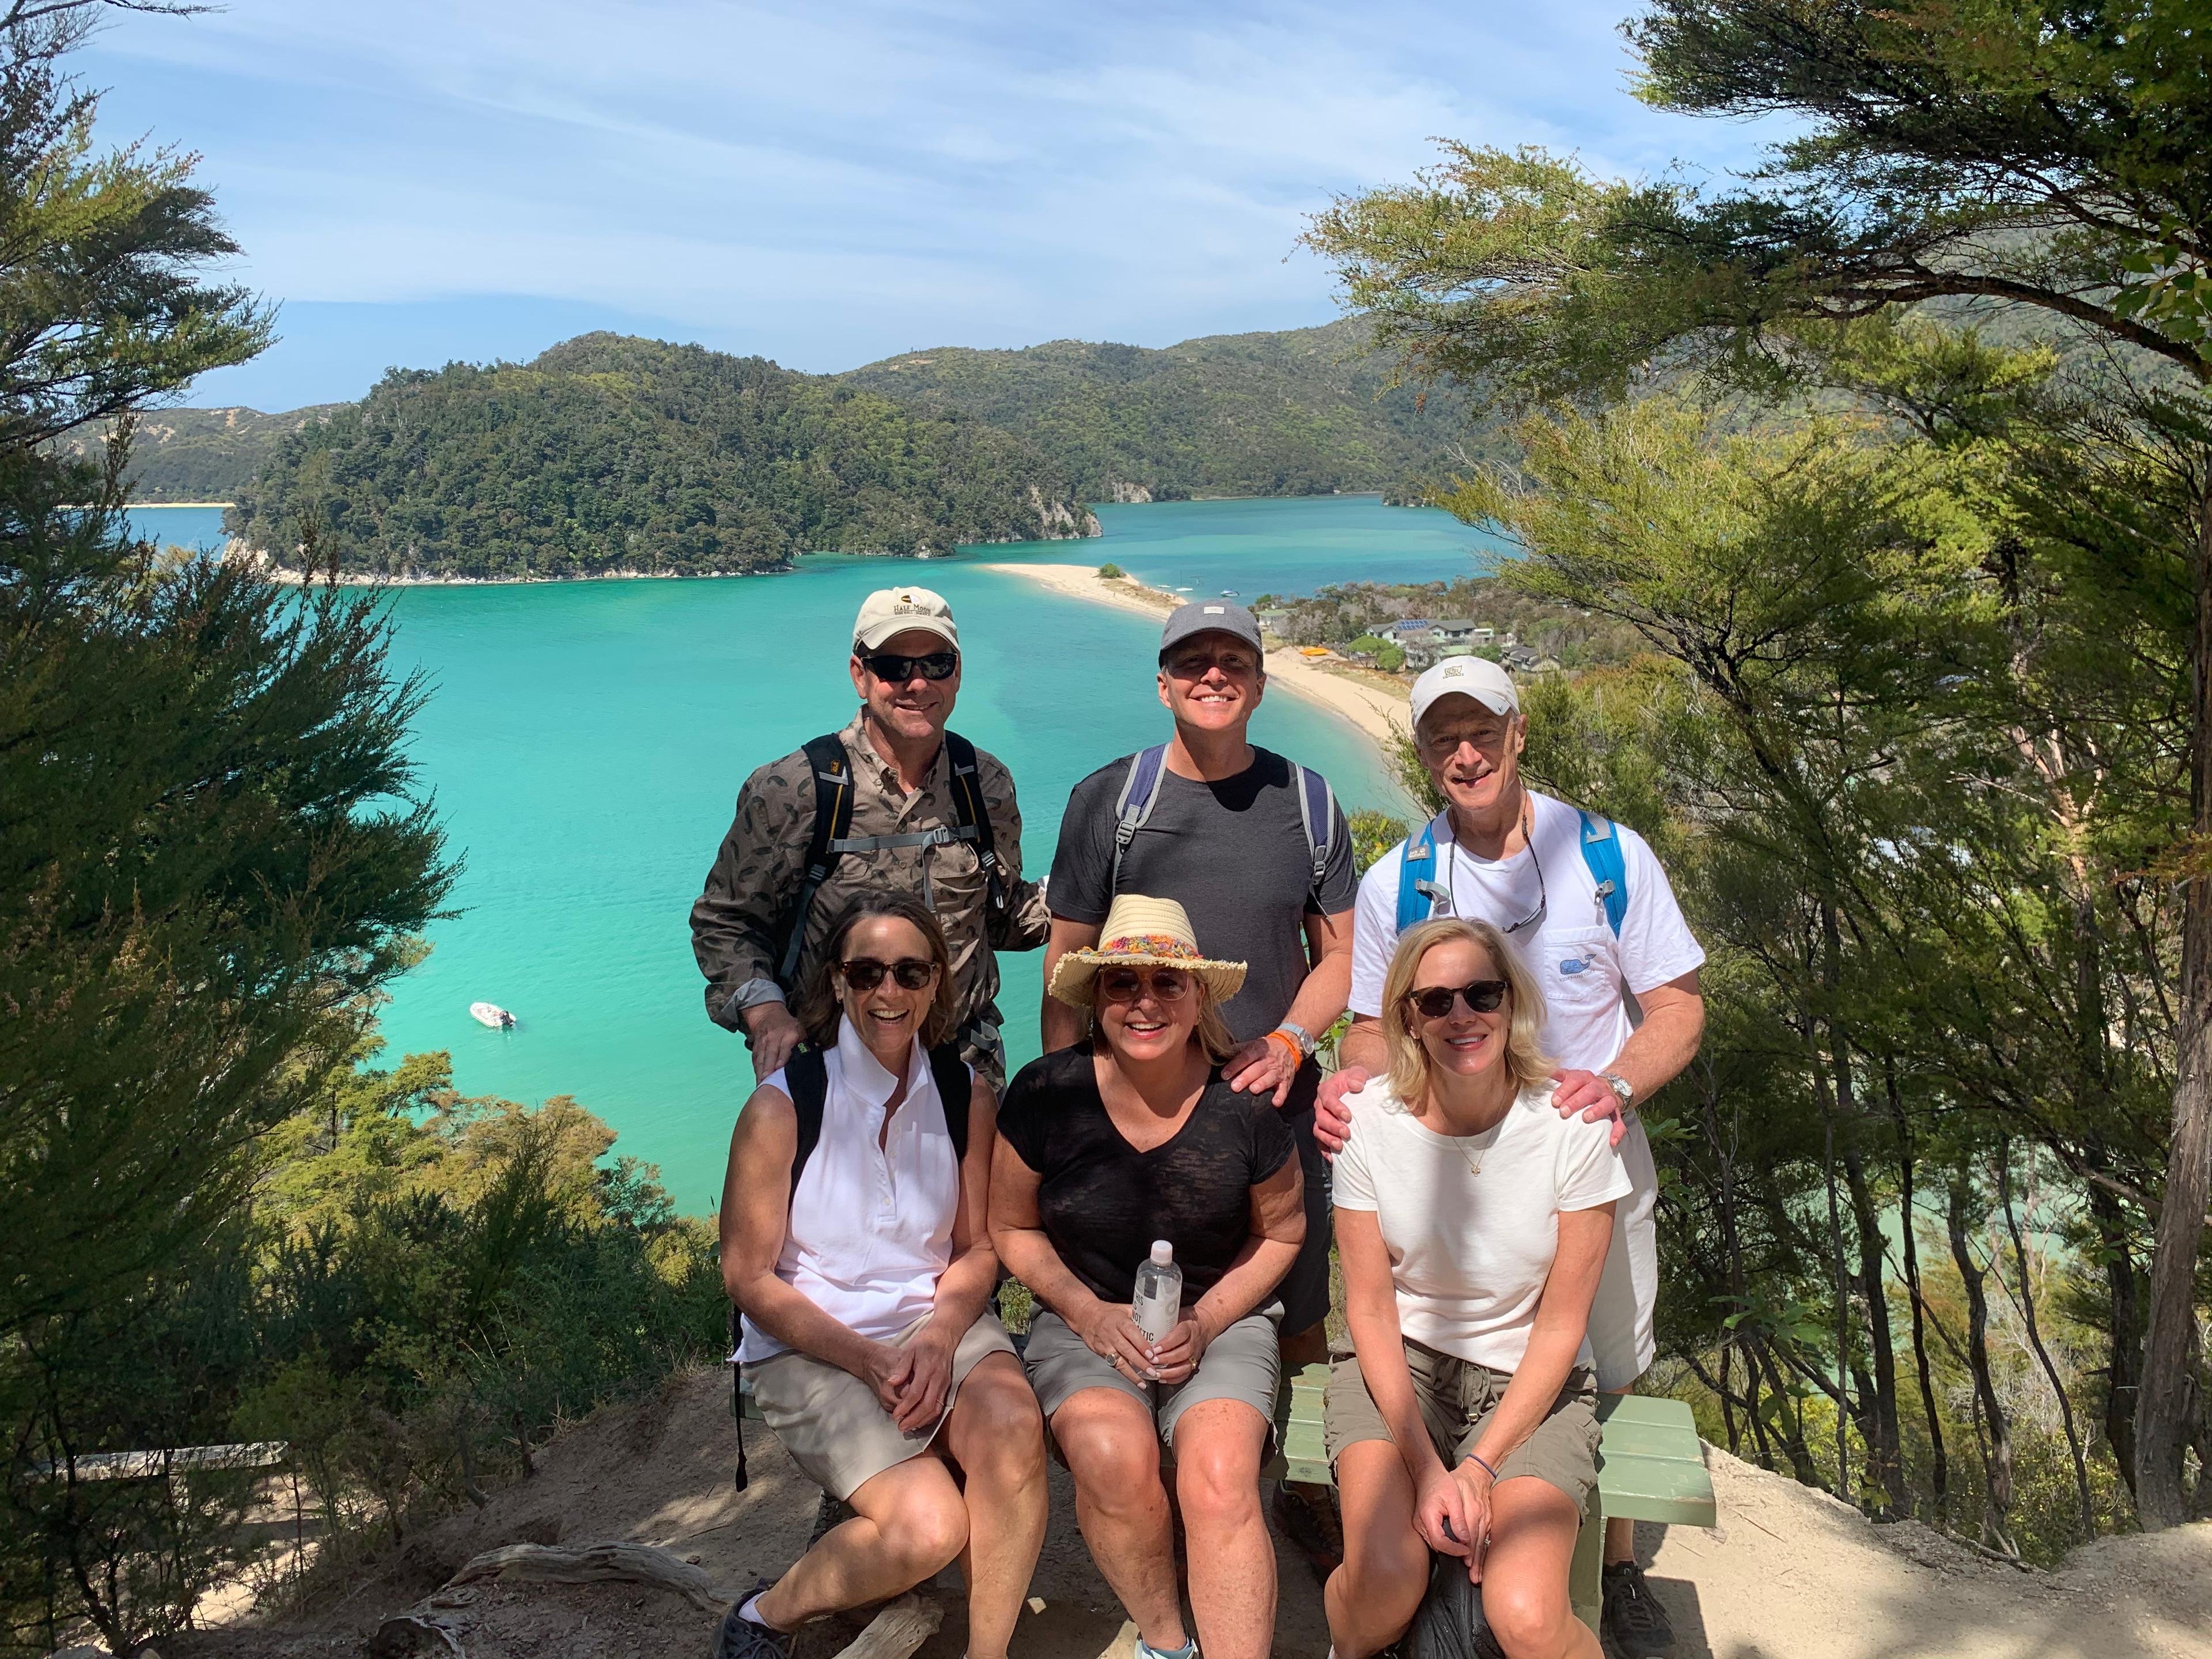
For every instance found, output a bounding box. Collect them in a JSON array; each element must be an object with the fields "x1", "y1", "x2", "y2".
[{"x1": 85, "y1": 1, "x2": 1777, "y2": 411}]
